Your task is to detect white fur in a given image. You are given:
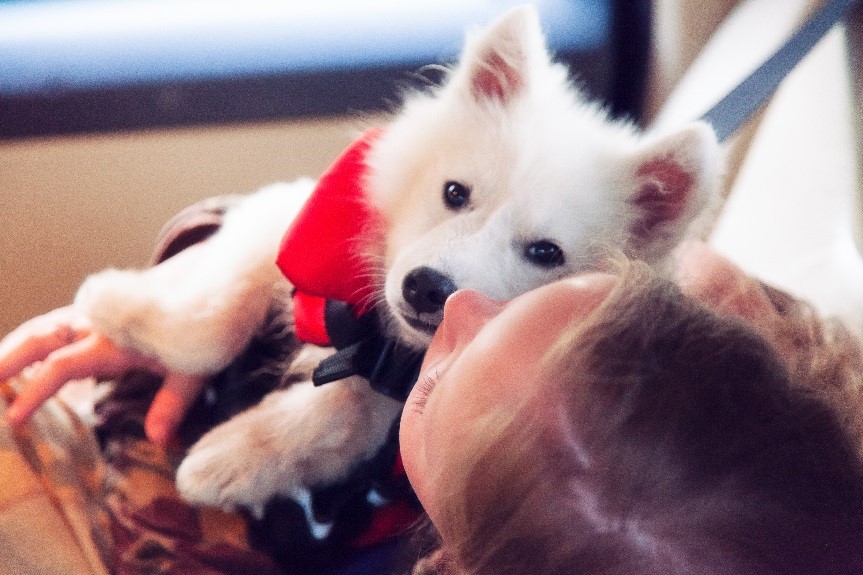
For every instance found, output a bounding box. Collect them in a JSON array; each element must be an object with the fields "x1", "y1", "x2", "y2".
[
  {"x1": 367, "y1": 6, "x2": 721, "y2": 349},
  {"x1": 176, "y1": 351, "x2": 403, "y2": 514},
  {"x1": 80, "y1": 5, "x2": 721, "y2": 509},
  {"x1": 76, "y1": 181, "x2": 313, "y2": 374}
]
